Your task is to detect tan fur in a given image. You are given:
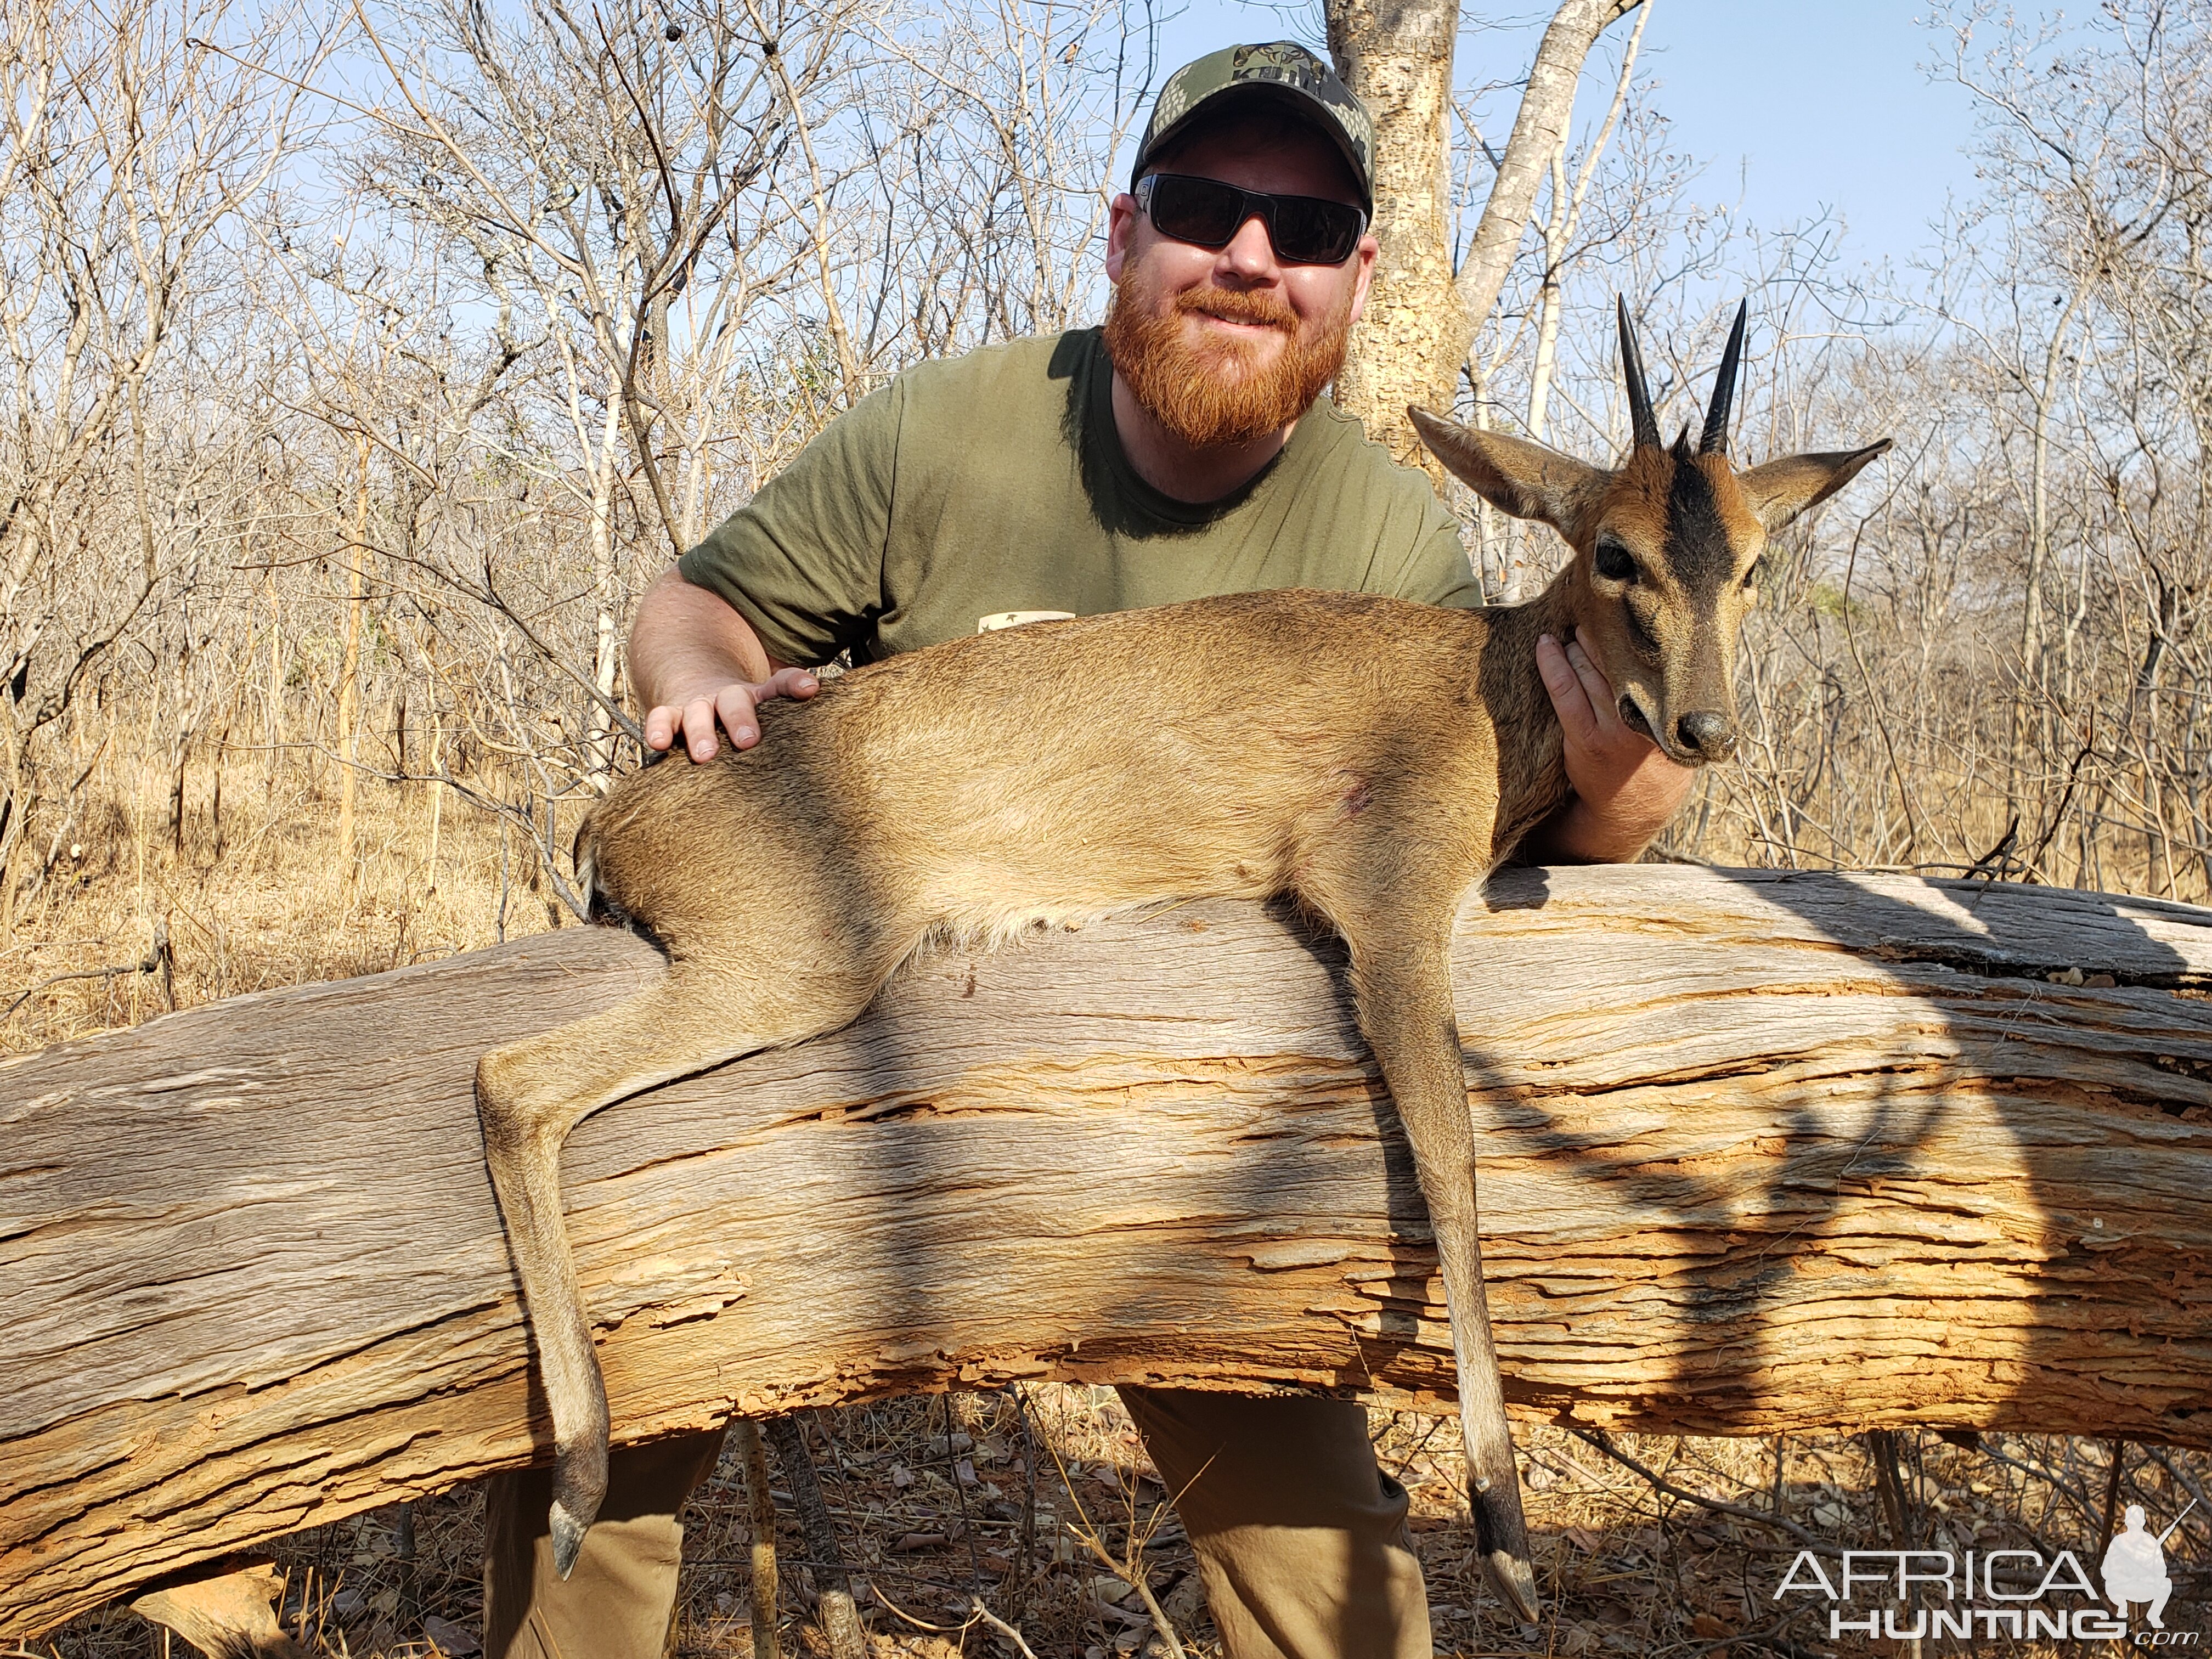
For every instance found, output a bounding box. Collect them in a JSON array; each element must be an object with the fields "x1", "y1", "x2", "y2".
[
  {"x1": 1414, "y1": 416, "x2": 1889, "y2": 766},
  {"x1": 473, "y1": 327, "x2": 1888, "y2": 1622}
]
